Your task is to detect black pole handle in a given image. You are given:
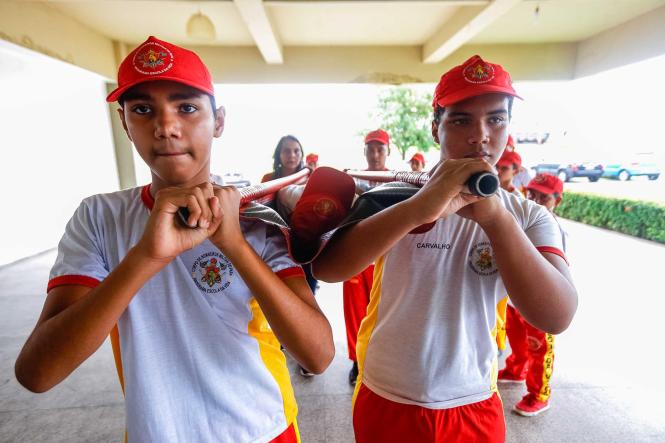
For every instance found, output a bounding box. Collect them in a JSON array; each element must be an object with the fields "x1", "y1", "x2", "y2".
[
  {"x1": 177, "y1": 208, "x2": 192, "y2": 227},
  {"x1": 466, "y1": 172, "x2": 499, "y2": 197},
  {"x1": 176, "y1": 171, "x2": 498, "y2": 227}
]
